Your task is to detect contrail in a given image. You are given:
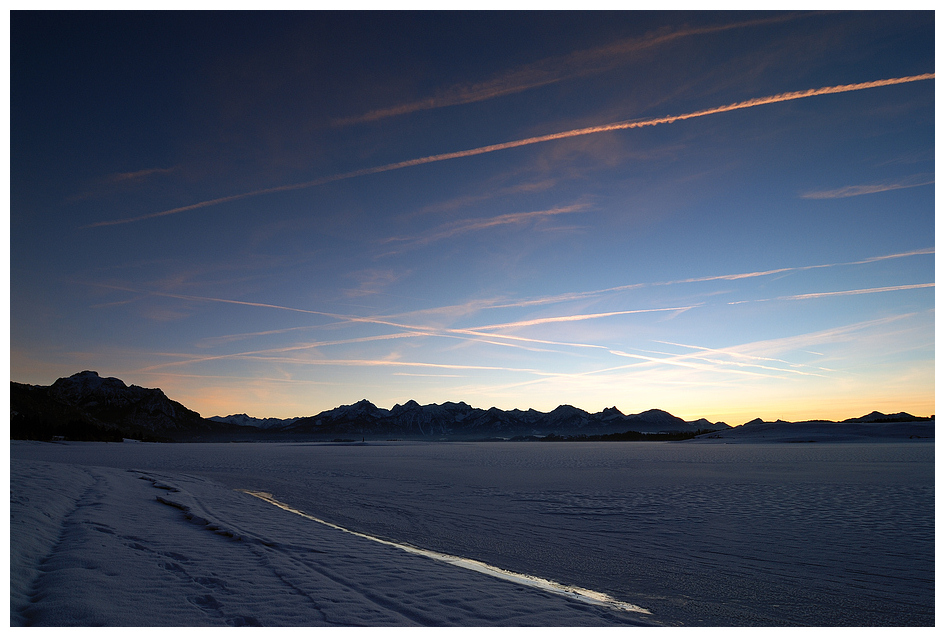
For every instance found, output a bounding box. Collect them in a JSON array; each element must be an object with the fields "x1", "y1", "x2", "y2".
[
  {"x1": 86, "y1": 73, "x2": 934, "y2": 228},
  {"x1": 778, "y1": 283, "x2": 934, "y2": 301},
  {"x1": 801, "y1": 174, "x2": 935, "y2": 199},
  {"x1": 469, "y1": 306, "x2": 697, "y2": 331},
  {"x1": 728, "y1": 282, "x2": 934, "y2": 305},
  {"x1": 474, "y1": 247, "x2": 934, "y2": 311},
  {"x1": 333, "y1": 12, "x2": 813, "y2": 126},
  {"x1": 380, "y1": 203, "x2": 589, "y2": 249}
]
